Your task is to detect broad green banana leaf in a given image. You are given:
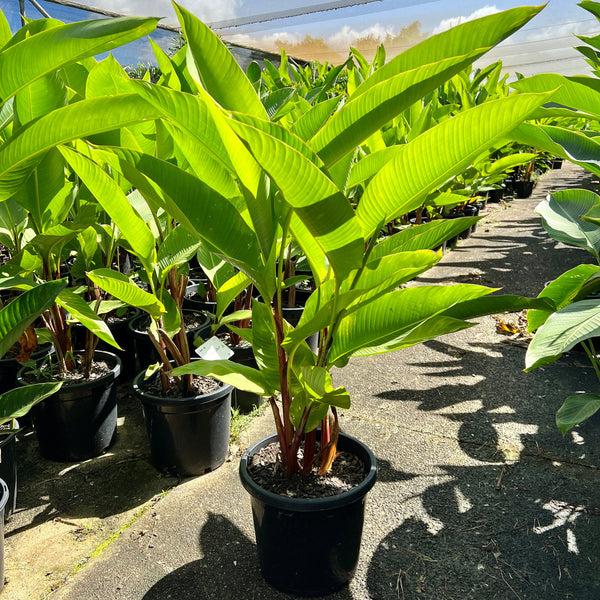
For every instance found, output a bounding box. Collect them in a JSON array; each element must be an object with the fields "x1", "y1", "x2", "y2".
[
  {"x1": 556, "y1": 393, "x2": 600, "y2": 434},
  {"x1": 357, "y1": 91, "x2": 553, "y2": 237},
  {"x1": 0, "y1": 382, "x2": 63, "y2": 428},
  {"x1": 0, "y1": 16, "x2": 158, "y2": 103},
  {"x1": 535, "y1": 189, "x2": 600, "y2": 261},
  {"x1": 0, "y1": 94, "x2": 163, "y2": 202},
  {"x1": 526, "y1": 299, "x2": 600, "y2": 370},
  {"x1": 0, "y1": 279, "x2": 67, "y2": 357}
]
